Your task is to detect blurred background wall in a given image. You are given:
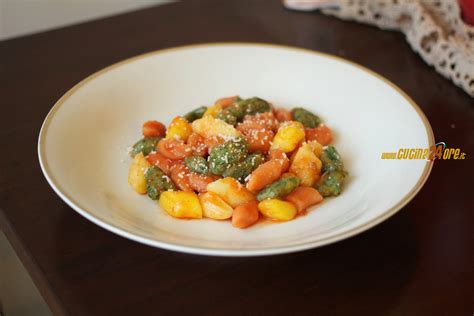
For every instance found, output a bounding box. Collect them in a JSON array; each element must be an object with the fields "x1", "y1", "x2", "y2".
[{"x1": 0, "y1": 0, "x2": 173, "y2": 40}]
